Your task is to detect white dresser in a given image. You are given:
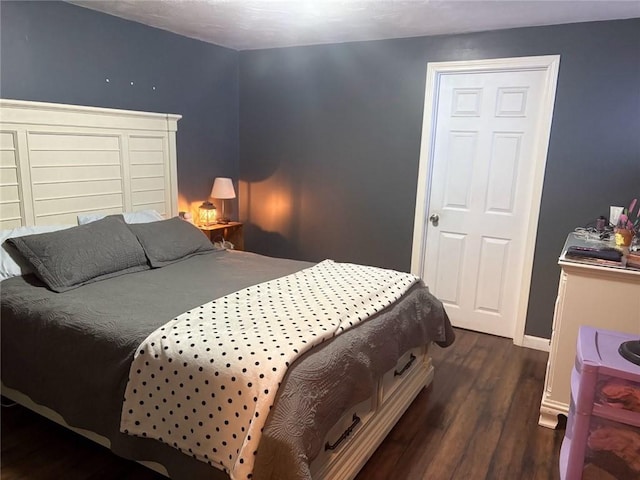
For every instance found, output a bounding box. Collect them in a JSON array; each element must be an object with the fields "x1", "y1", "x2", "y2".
[{"x1": 538, "y1": 233, "x2": 640, "y2": 428}]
